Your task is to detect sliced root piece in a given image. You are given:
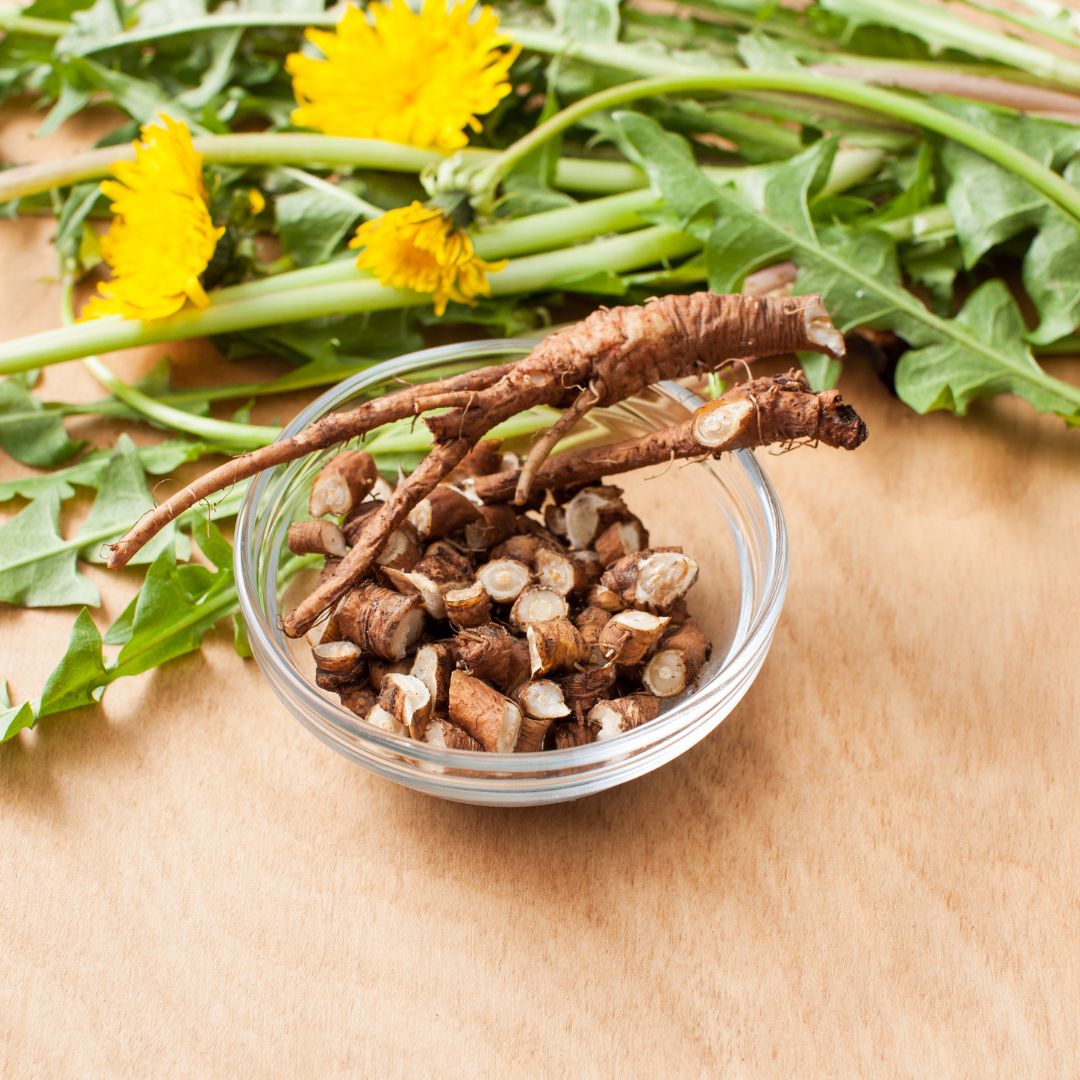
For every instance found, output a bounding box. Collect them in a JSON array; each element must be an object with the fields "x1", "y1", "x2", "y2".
[
  {"x1": 594, "y1": 518, "x2": 649, "y2": 567},
  {"x1": 315, "y1": 668, "x2": 360, "y2": 693},
  {"x1": 312, "y1": 639, "x2": 365, "y2": 676},
  {"x1": 476, "y1": 558, "x2": 533, "y2": 603},
  {"x1": 588, "y1": 693, "x2": 662, "y2": 741},
  {"x1": 454, "y1": 624, "x2": 518, "y2": 685},
  {"x1": 343, "y1": 499, "x2": 385, "y2": 545},
  {"x1": 288, "y1": 520, "x2": 348, "y2": 558},
  {"x1": 336, "y1": 583, "x2": 426, "y2": 661},
  {"x1": 382, "y1": 542, "x2": 473, "y2": 619},
  {"x1": 408, "y1": 485, "x2": 482, "y2": 541},
  {"x1": 543, "y1": 503, "x2": 567, "y2": 539},
  {"x1": 642, "y1": 623, "x2": 710, "y2": 698},
  {"x1": 418, "y1": 541, "x2": 474, "y2": 583},
  {"x1": 366, "y1": 657, "x2": 413, "y2": 692},
  {"x1": 463, "y1": 504, "x2": 518, "y2": 551},
  {"x1": 587, "y1": 584, "x2": 626, "y2": 613},
  {"x1": 338, "y1": 684, "x2": 377, "y2": 717},
  {"x1": 526, "y1": 618, "x2": 590, "y2": 676},
  {"x1": 378, "y1": 672, "x2": 433, "y2": 740},
  {"x1": 373, "y1": 524, "x2": 422, "y2": 571},
  {"x1": 365, "y1": 703, "x2": 407, "y2": 736},
  {"x1": 490, "y1": 534, "x2": 540, "y2": 565},
  {"x1": 512, "y1": 681, "x2": 569, "y2": 752},
  {"x1": 381, "y1": 567, "x2": 448, "y2": 620},
  {"x1": 560, "y1": 662, "x2": 617, "y2": 719},
  {"x1": 574, "y1": 605, "x2": 612, "y2": 648},
  {"x1": 597, "y1": 610, "x2": 671, "y2": 667},
  {"x1": 563, "y1": 486, "x2": 628, "y2": 550},
  {"x1": 601, "y1": 549, "x2": 699, "y2": 613},
  {"x1": 510, "y1": 587, "x2": 569, "y2": 629},
  {"x1": 443, "y1": 582, "x2": 492, "y2": 629},
  {"x1": 534, "y1": 547, "x2": 583, "y2": 596},
  {"x1": 514, "y1": 680, "x2": 571, "y2": 722},
  {"x1": 423, "y1": 719, "x2": 483, "y2": 752},
  {"x1": 448, "y1": 671, "x2": 523, "y2": 753},
  {"x1": 310, "y1": 450, "x2": 379, "y2": 518},
  {"x1": 410, "y1": 642, "x2": 454, "y2": 715},
  {"x1": 553, "y1": 721, "x2": 596, "y2": 749}
]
